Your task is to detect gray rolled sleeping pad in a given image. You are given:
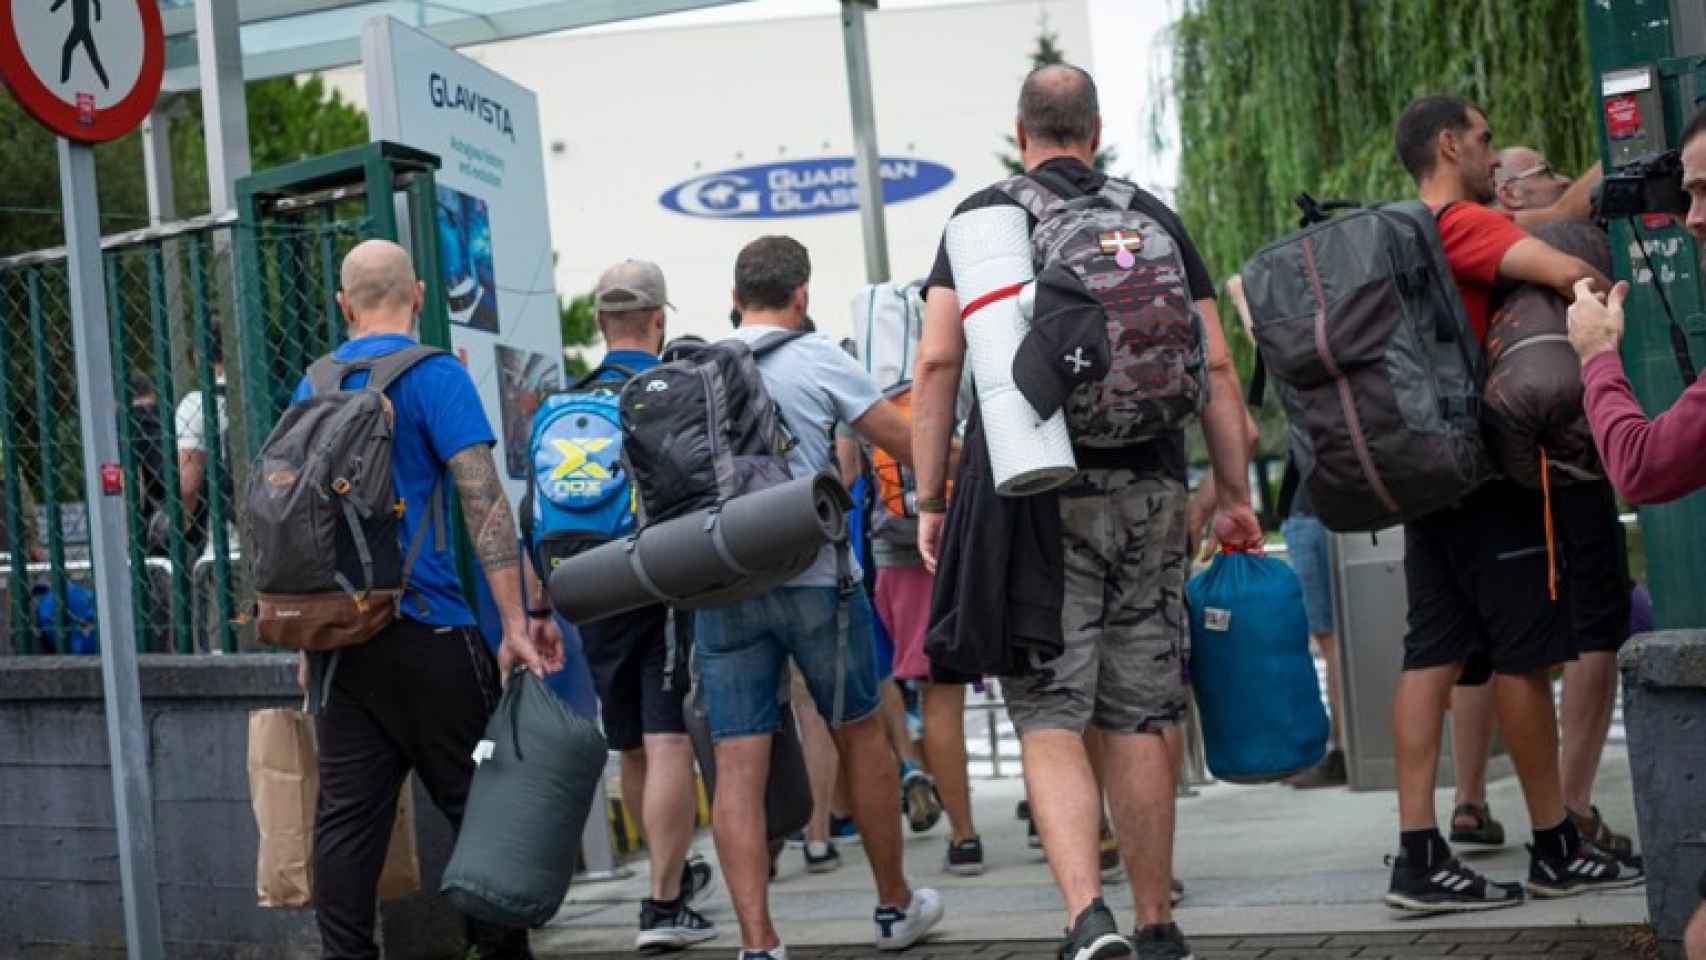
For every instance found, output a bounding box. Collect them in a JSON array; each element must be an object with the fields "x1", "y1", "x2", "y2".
[{"x1": 441, "y1": 669, "x2": 608, "y2": 929}]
